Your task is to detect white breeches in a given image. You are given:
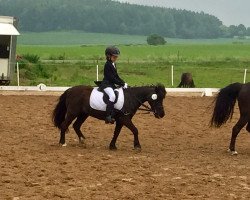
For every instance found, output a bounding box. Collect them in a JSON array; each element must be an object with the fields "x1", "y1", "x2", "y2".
[{"x1": 104, "y1": 87, "x2": 116, "y2": 102}]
